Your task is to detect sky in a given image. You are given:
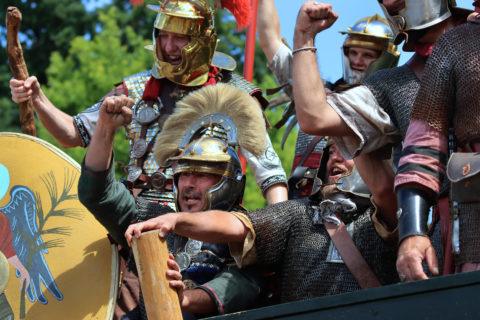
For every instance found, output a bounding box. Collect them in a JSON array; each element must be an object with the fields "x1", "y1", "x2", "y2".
[{"x1": 273, "y1": 0, "x2": 473, "y2": 83}]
